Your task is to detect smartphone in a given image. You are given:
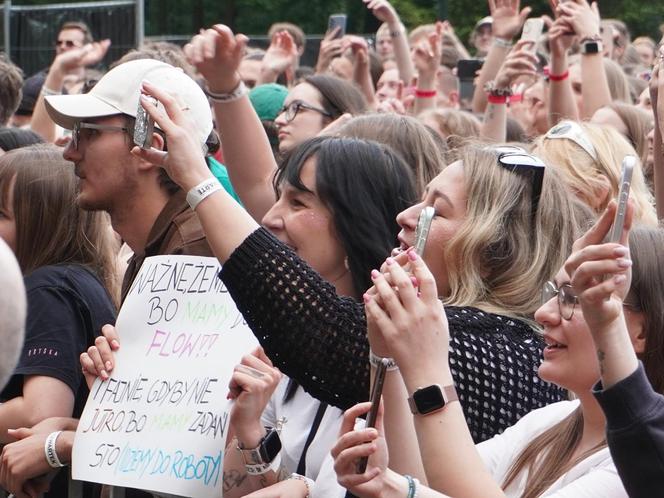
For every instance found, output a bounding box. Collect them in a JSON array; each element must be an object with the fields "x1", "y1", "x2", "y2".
[
  {"x1": 608, "y1": 155, "x2": 635, "y2": 243},
  {"x1": 356, "y1": 358, "x2": 388, "y2": 474},
  {"x1": 457, "y1": 59, "x2": 484, "y2": 110},
  {"x1": 414, "y1": 206, "x2": 435, "y2": 257},
  {"x1": 520, "y1": 18, "x2": 544, "y2": 52},
  {"x1": 134, "y1": 96, "x2": 157, "y2": 149},
  {"x1": 328, "y1": 14, "x2": 347, "y2": 39}
]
